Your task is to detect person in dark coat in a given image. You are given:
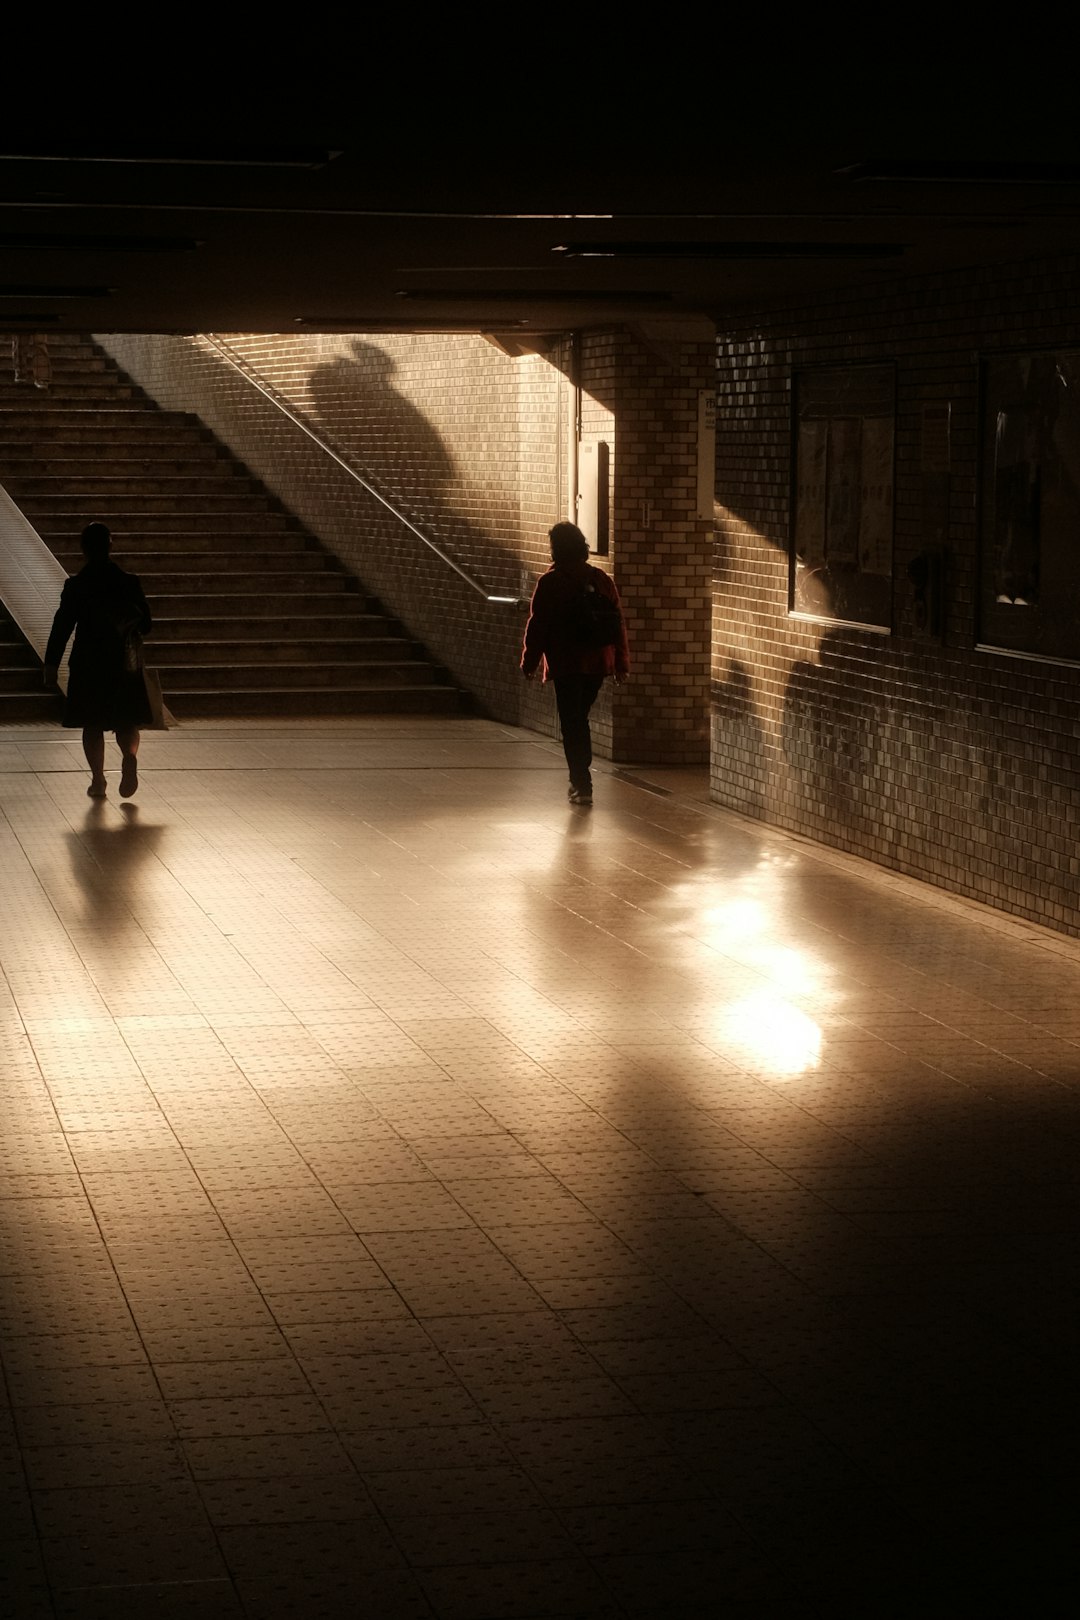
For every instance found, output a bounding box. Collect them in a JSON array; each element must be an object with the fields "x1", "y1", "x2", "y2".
[
  {"x1": 43, "y1": 522, "x2": 153, "y2": 799},
  {"x1": 521, "y1": 521, "x2": 630, "y2": 806}
]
